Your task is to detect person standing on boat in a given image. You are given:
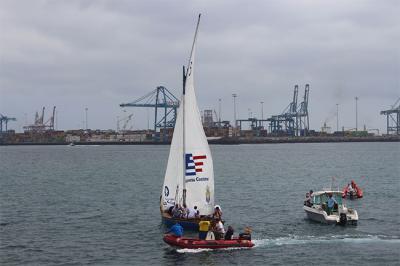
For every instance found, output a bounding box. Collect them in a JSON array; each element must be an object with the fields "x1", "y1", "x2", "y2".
[
  {"x1": 327, "y1": 193, "x2": 337, "y2": 215},
  {"x1": 212, "y1": 205, "x2": 222, "y2": 220},
  {"x1": 347, "y1": 182, "x2": 355, "y2": 197},
  {"x1": 198, "y1": 220, "x2": 210, "y2": 240},
  {"x1": 304, "y1": 192, "x2": 312, "y2": 207},
  {"x1": 166, "y1": 223, "x2": 184, "y2": 237},
  {"x1": 213, "y1": 218, "x2": 225, "y2": 240},
  {"x1": 351, "y1": 180, "x2": 359, "y2": 195}
]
